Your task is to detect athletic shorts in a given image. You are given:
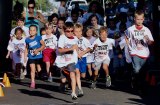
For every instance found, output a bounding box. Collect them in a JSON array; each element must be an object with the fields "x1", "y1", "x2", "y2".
[
  {"x1": 76, "y1": 57, "x2": 87, "y2": 73},
  {"x1": 94, "y1": 58, "x2": 110, "y2": 70},
  {"x1": 43, "y1": 48, "x2": 56, "y2": 64},
  {"x1": 28, "y1": 58, "x2": 42, "y2": 65},
  {"x1": 60, "y1": 63, "x2": 76, "y2": 79}
]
